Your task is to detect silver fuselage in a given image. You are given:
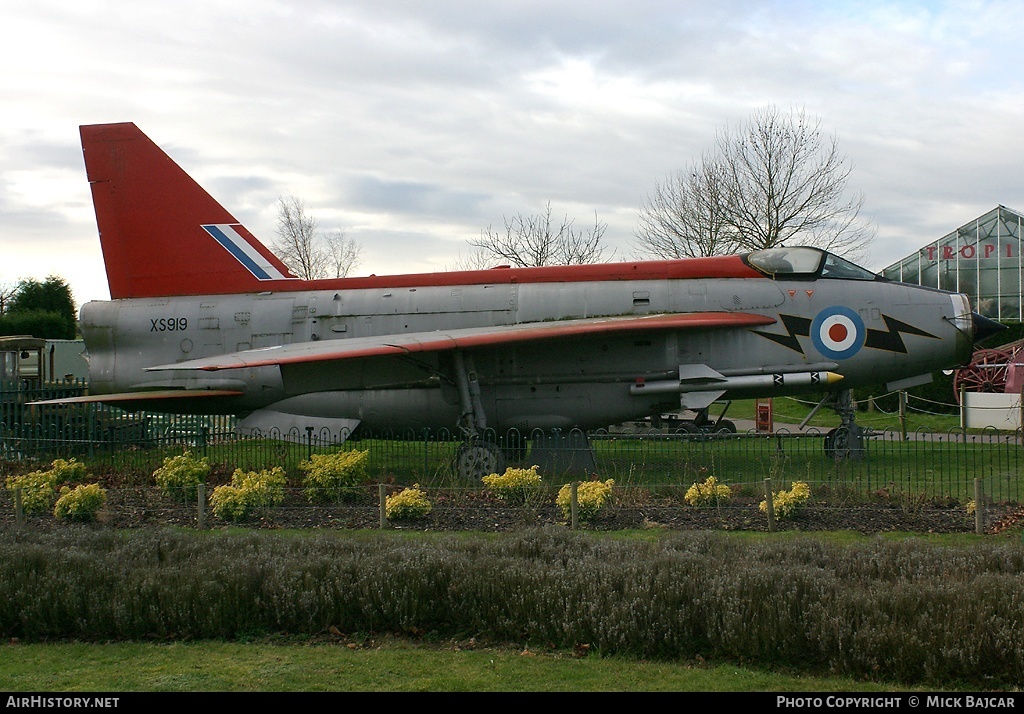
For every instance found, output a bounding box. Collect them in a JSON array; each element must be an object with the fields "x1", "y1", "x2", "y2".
[{"x1": 80, "y1": 272, "x2": 974, "y2": 433}]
